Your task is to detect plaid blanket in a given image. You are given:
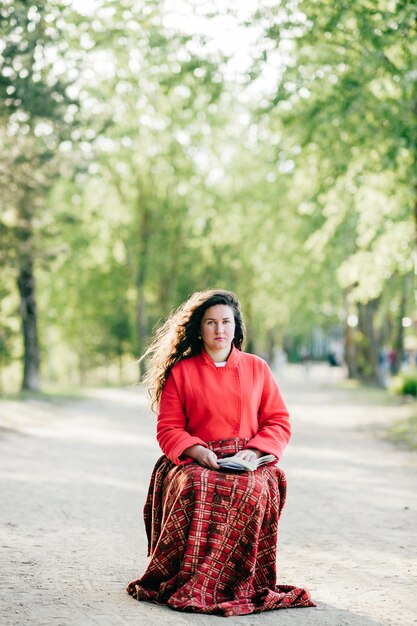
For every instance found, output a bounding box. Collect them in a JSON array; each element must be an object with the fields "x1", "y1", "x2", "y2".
[{"x1": 126, "y1": 438, "x2": 315, "y2": 616}]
